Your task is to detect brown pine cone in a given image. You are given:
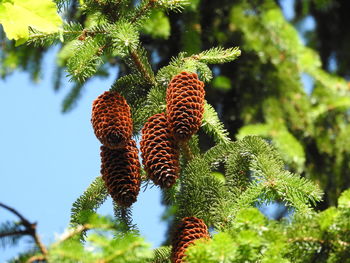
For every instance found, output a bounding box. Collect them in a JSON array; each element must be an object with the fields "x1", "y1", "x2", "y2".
[
  {"x1": 166, "y1": 72, "x2": 205, "y2": 141},
  {"x1": 92, "y1": 91, "x2": 132, "y2": 149},
  {"x1": 100, "y1": 139, "x2": 141, "y2": 207},
  {"x1": 171, "y1": 217, "x2": 210, "y2": 263},
  {"x1": 140, "y1": 113, "x2": 180, "y2": 188}
]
